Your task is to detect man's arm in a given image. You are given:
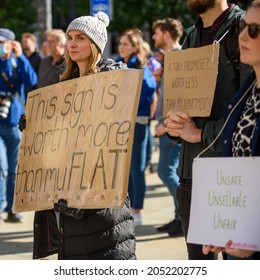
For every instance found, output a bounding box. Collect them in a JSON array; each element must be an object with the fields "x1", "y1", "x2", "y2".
[{"x1": 165, "y1": 111, "x2": 202, "y2": 143}]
